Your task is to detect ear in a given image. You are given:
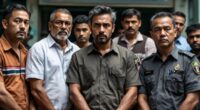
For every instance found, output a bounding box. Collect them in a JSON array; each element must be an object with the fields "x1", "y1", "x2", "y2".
[
  {"x1": 112, "y1": 23, "x2": 115, "y2": 33},
  {"x1": 138, "y1": 20, "x2": 142, "y2": 27},
  {"x1": 48, "y1": 21, "x2": 52, "y2": 31},
  {"x1": 2, "y1": 19, "x2": 8, "y2": 30}
]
